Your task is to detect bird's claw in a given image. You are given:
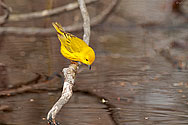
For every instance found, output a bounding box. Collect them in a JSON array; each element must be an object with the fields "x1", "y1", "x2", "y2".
[
  {"x1": 47, "y1": 117, "x2": 60, "y2": 125},
  {"x1": 71, "y1": 61, "x2": 80, "y2": 65}
]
